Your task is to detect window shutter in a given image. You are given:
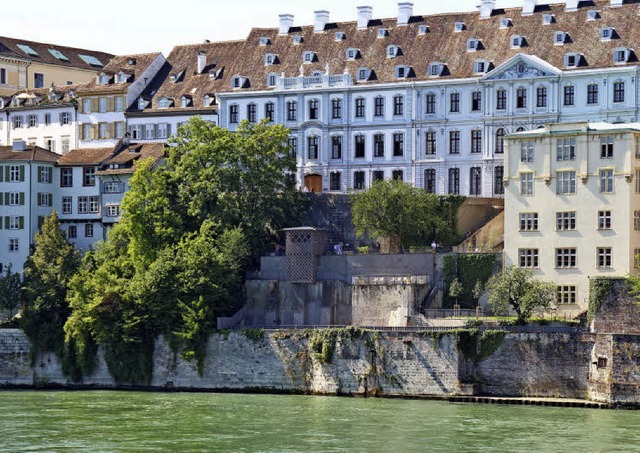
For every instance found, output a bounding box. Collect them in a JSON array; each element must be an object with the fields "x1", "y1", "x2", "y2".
[
  {"x1": 36, "y1": 193, "x2": 41, "y2": 206},
  {"x1": 5, "y1": 166, "x2": 10, "y2": 181},
  {"x1": 92, "y1": 124, "x2": 98, "y2": 140},
  {"x1": 19, "y1": 165, "x2": 25, "y2": 182},
  {"x1": 0, "y1": 166, "x2": 3, "y2": 182},
  {"x1": 3, "y1": 193, "x2": 8, "y2": 205},
  {"x1": 19, "y1": 216, "x2": 24, "y2": 229},
  {"x1": 48, "y1": 193, "x2": 52, "y2": 206},
  {"x1": 37, "y1": 166, "x2": 42, "y2": 183},
  {"x1": 78, "y1": 100, "x2": 84, "y2": 113},
  {"x1": 19, "y1": 192, "x2": 24, "y2": 205},
  {"x1": 107, "y1": 97, "x2": 115, "y2": 112},
  {"x1": 91, "y1": 98, "x2": 99, "y2": 112},
  {"x1": 0, "y1": 193, "x2": 3, "y2": 205},
  {"x1": 0, "y1": 217, "x2": 2, "y2": 229},
  {"x1": 4, "y1": 217, "x2": 8, "y2": 230},
  {"x1": 141, "y1": 124, "x2": 146, "y2": 138},
  {"x1": 38, "y1": 216, "x2": 43, "y2": 228},
  {"x1": 59, "y1": 113, "x2": 63, "y2": 124},
  {"x1": 109, "y1": 123, "x2": 115, "y2": 139},
  {"x1": 121, "y1": 96, "x2": 127, "y2": 110}
]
